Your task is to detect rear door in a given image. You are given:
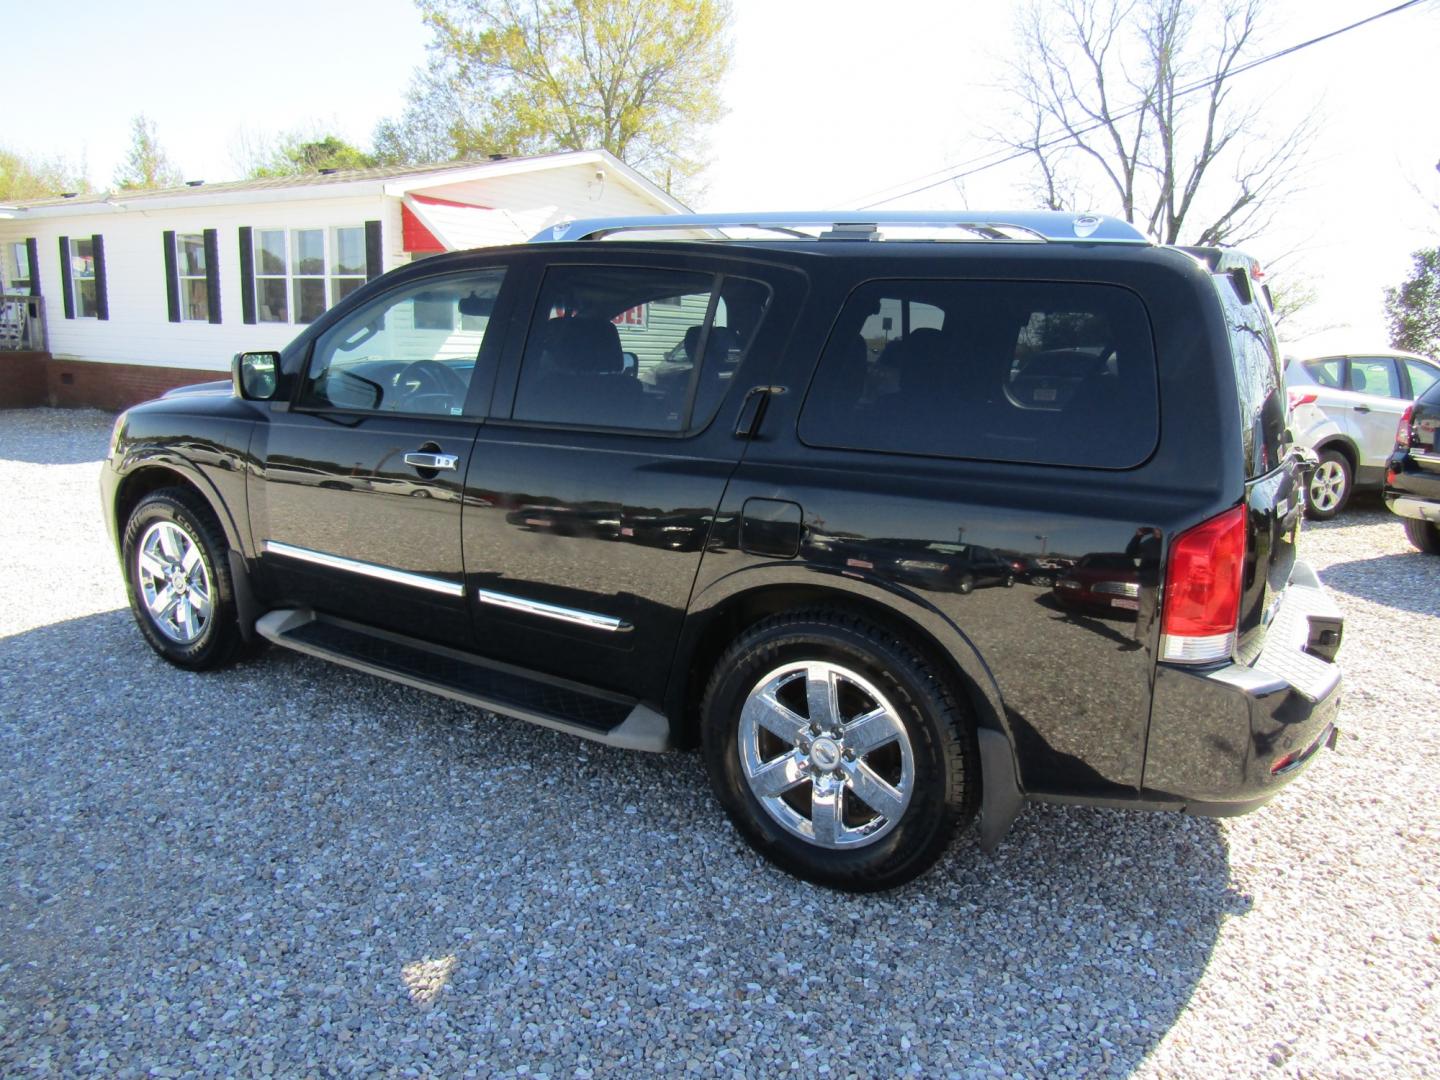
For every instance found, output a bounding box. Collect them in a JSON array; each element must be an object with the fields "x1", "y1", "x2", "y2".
[
  {"x1": 460, "y1": 249, "x2": 804, "y2": 704},
  {"x1": 1346, "y1": 355, "x2": 1409, "y2": 469},
  {"x1": 249, "y1": 264, "x2": 512, "y2": 645}
]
